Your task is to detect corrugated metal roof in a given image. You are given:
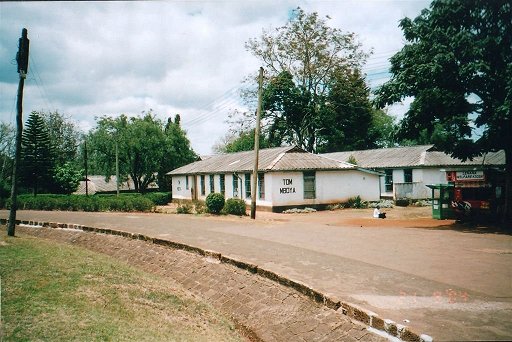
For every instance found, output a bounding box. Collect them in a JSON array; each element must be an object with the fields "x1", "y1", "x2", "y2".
[
  {"x1": 168, "y1": 146, "x2": 359, "y2": 175},
  {"x1": 74, "y1": 175, "x2": 158, "y2": 195},
  {"x1": 322, "y1": 145, "x2": 505, "y2": 168}
]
